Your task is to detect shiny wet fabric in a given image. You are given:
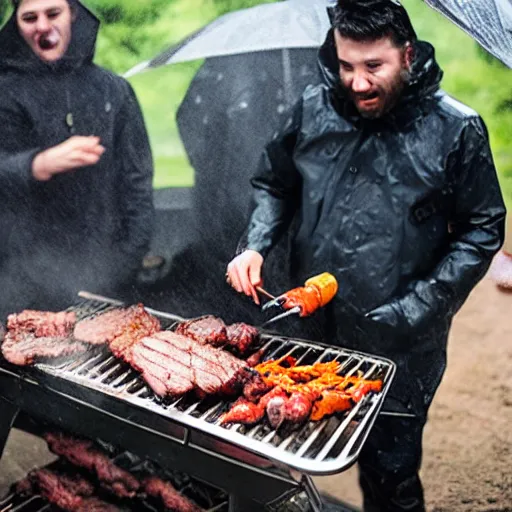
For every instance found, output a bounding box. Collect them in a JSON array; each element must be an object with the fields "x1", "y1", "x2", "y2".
[
  {"x1": 358, "y1": 416, "x2": 427, "y2": 512},
  {"x1": 239, "y1": 30, "x2": 506, "y2": 512},
  {"x1": 0, "y1": 3, "x2": 154, "y2": 319}
]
